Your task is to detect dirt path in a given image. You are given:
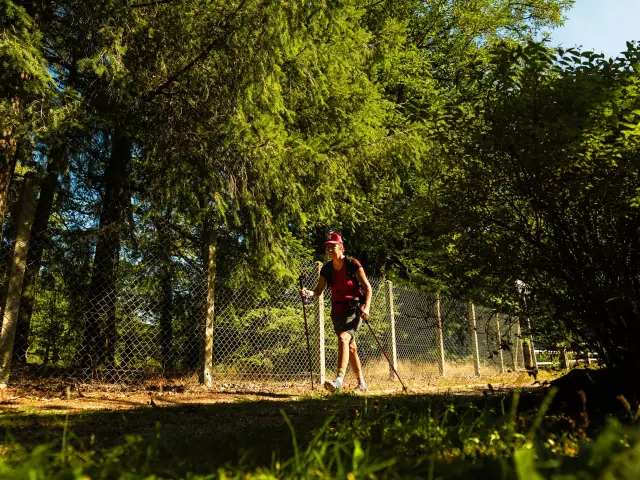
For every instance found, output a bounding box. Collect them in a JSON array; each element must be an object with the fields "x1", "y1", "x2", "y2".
[{"x1": 0, "y1": 372, "x2": 547, "y2": 414}]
